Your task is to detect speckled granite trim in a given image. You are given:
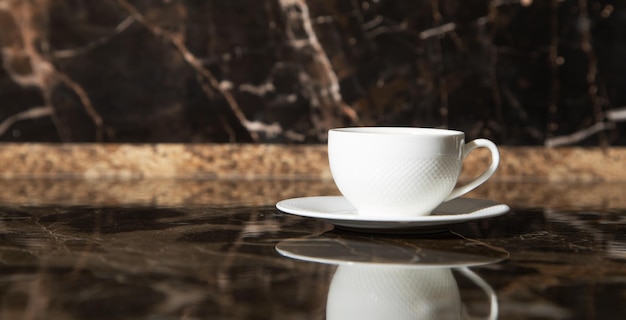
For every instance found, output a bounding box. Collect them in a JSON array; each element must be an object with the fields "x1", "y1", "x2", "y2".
[
  {"x1": 463, "y1": 147, "x2": 626, "y2": 182},
  {"x1": 0, "y1": 144, "x2": 330, "y2": 179},
  {"x1": 0, "y1": 144, "x2": 624, "y2": 181},
  {"x1": 0, "y1": 179, "x2": 623, "y2": 209}
]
